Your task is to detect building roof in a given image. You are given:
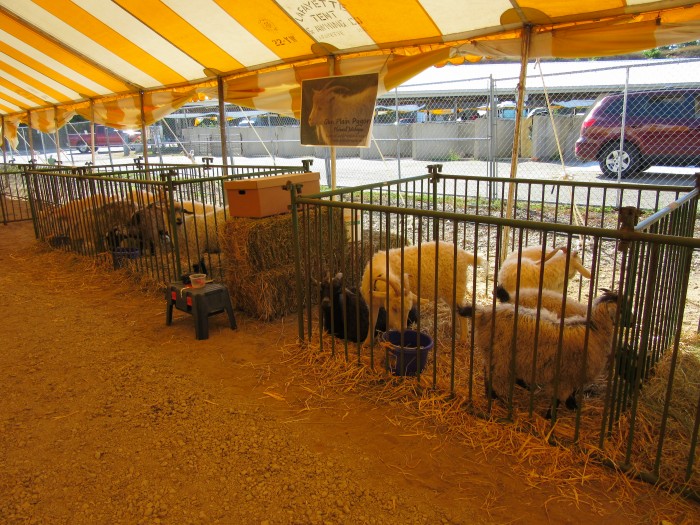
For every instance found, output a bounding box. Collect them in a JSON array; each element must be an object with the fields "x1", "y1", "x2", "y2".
[{"x1": 388, "y1": 58, "x2": 700, "y2": 98}]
